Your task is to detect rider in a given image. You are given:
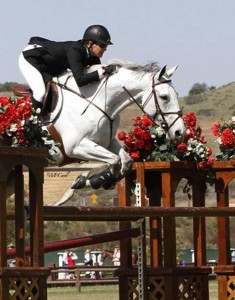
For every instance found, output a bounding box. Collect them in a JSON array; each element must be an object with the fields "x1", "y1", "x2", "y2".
[{"x1": 18, "y1": 25, "x2": 116, "y2": 111}]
